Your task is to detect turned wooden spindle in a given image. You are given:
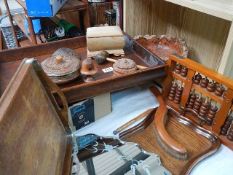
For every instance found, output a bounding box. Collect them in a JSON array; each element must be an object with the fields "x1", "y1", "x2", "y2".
[
  {"x1": 221, "y1": 116, "x2": 233, "y2": 135},
  {"x1": 174, "y1": 64, "x2": 182, "y2": 74},
  {"x1": 193, "y1": 73, "x2": 202, "y2": 85},
  {"x1": 207, "y1": 81, "x2": 216, "y2": 92},
  {"x1": 187, "y1": 93, "x2": 196, "y2": 108},
  {"x1": 168, "y1": 82, "x2": 177, "y2": 101},
  {"x1": 193, "y1": 95, "x2": 202, "y2": 113},
  {"x1": 227, "y1": 124, "x2": 233, "y2": 141},
  {"x1": 174, "y1": 86, "x2": 183, "y2": 104},
  {"x1": 180, "y1": 67, "x2": 188, "y2": 77},
  {"x1": 215, "y1": 84, "x2": 225, "y2": 97},
  {"x1": 200, "y1": 77, "x2": 209, "y2": 88},
  {"x1": 199, "y1": 99, "x2": 210, "y2": 122},
  {"x1": 206, "y1": 104, "x2": 218, "y2": 125}
]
